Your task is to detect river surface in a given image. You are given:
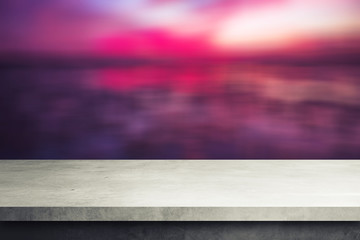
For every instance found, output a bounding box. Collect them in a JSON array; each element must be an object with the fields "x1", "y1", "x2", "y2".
[{"x1": 1, "y1": 63, "x2": 359, "y2": 158}]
